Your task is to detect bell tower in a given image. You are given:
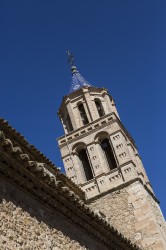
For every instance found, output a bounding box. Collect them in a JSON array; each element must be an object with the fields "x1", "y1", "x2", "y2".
[{"x1": 57, "y1": 53, "x2": 166, "y2": 250}]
